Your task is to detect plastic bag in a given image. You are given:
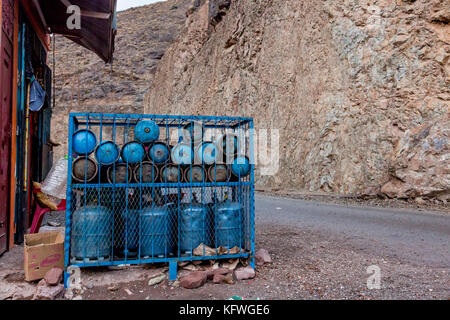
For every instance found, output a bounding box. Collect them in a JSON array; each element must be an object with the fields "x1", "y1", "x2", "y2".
[{"x1": 41, "y1": 158, "x2": 68, "y2": 200}]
